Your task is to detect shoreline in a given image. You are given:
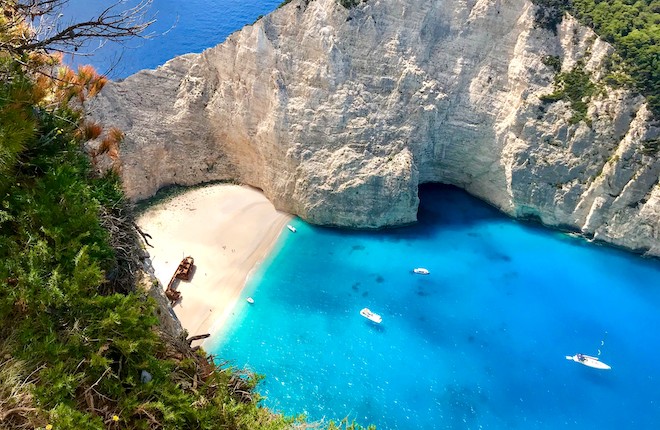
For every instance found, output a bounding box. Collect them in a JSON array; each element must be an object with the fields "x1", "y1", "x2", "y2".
[{"x1": 137, "y1": 184, "x2": 291, "y2": 344}]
